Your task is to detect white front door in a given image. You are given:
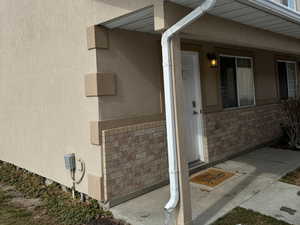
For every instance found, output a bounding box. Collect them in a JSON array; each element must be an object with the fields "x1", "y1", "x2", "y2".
[{"x1": 181, "y1": 51, "x2": 204, "y2": 164}]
